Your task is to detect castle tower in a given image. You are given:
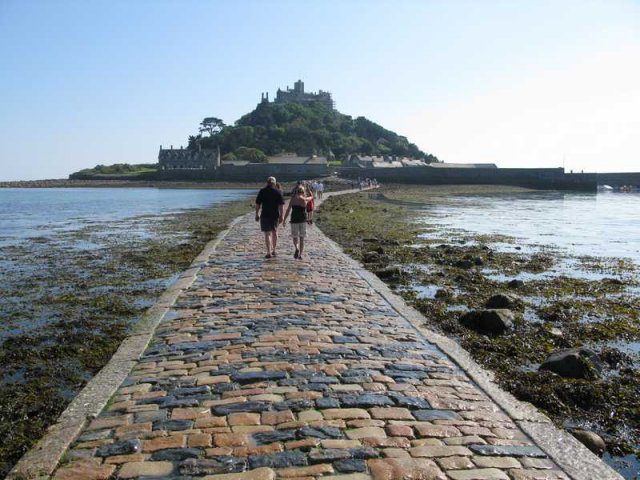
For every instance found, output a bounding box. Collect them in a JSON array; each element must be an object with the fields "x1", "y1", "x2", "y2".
[{"x1": 294, "y1": 80, "x2": 304, "y2": 93}]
